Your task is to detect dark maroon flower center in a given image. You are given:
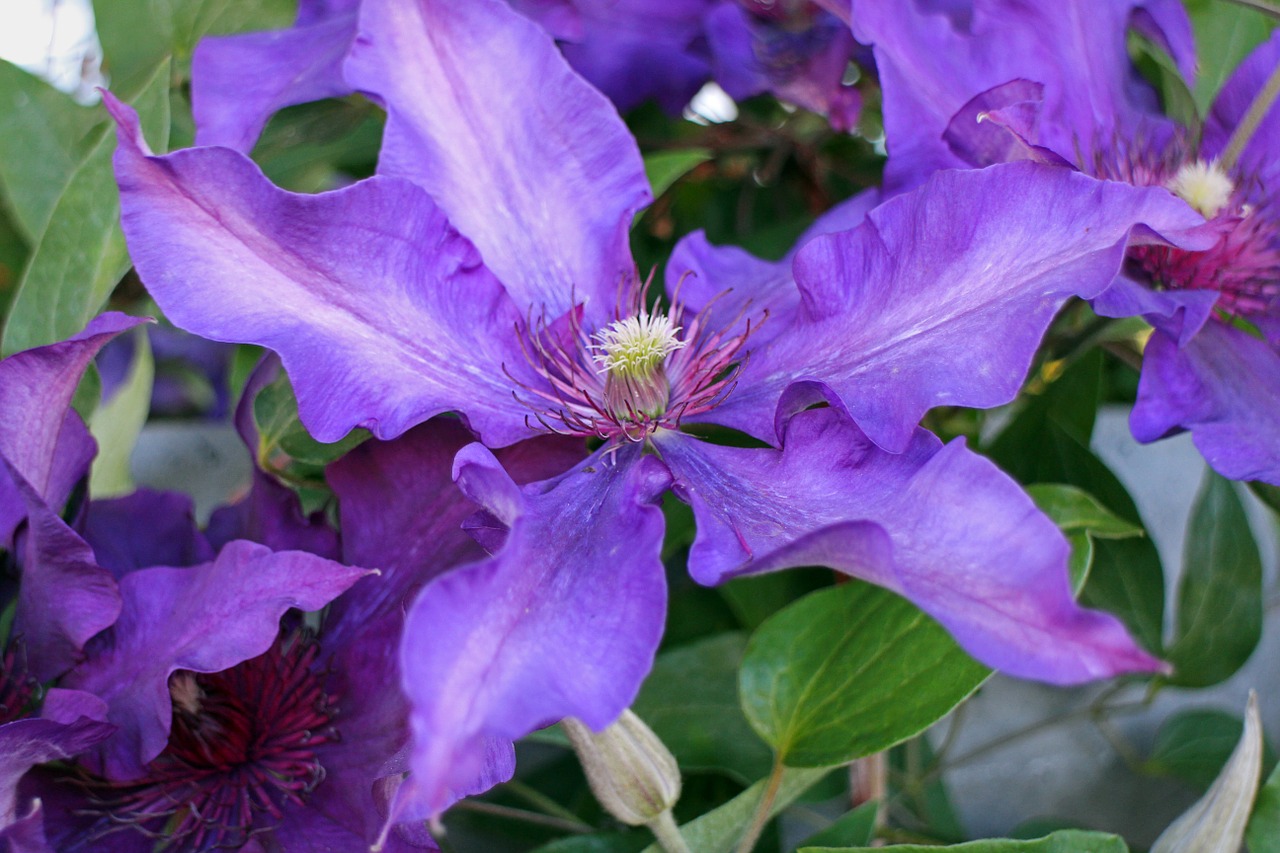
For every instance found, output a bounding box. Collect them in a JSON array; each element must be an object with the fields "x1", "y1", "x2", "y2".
[
  {"x1": 1090, "y1": 134, "x2": 1280, "y2": 321},
  {"x1": 95, "y1": 633, "x2": 338, "y2": 851},
  {"x1": 0, "y1": 637, "x2": 37, "y2": 725}
]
